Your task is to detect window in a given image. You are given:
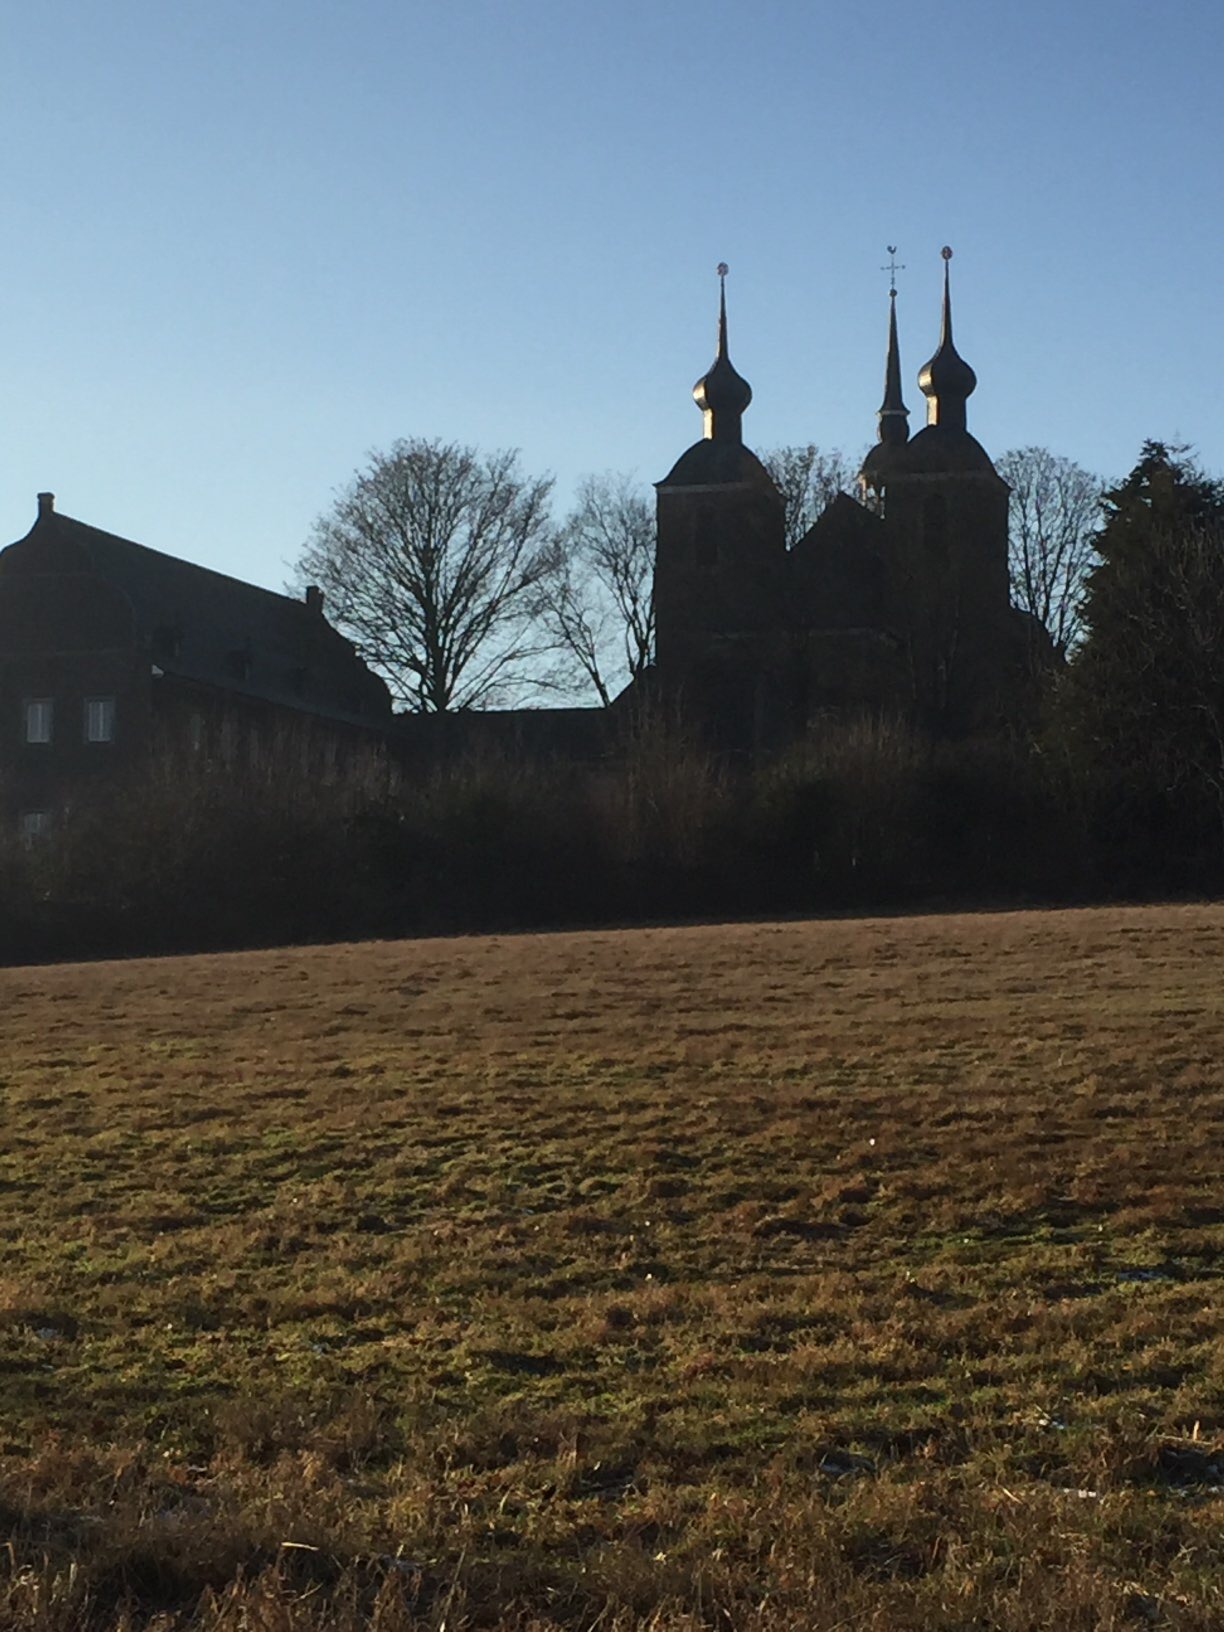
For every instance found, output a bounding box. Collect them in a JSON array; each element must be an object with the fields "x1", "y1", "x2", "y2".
[
  {"x1": 84, "y1": 696, "x2": 116, "y2": 743},
  {"x1": 23, "y1": 698, "x2": 53, "y2": 744},
  {"x1": 19, "y1": 810, "x2": 50, "y2": 846}
]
